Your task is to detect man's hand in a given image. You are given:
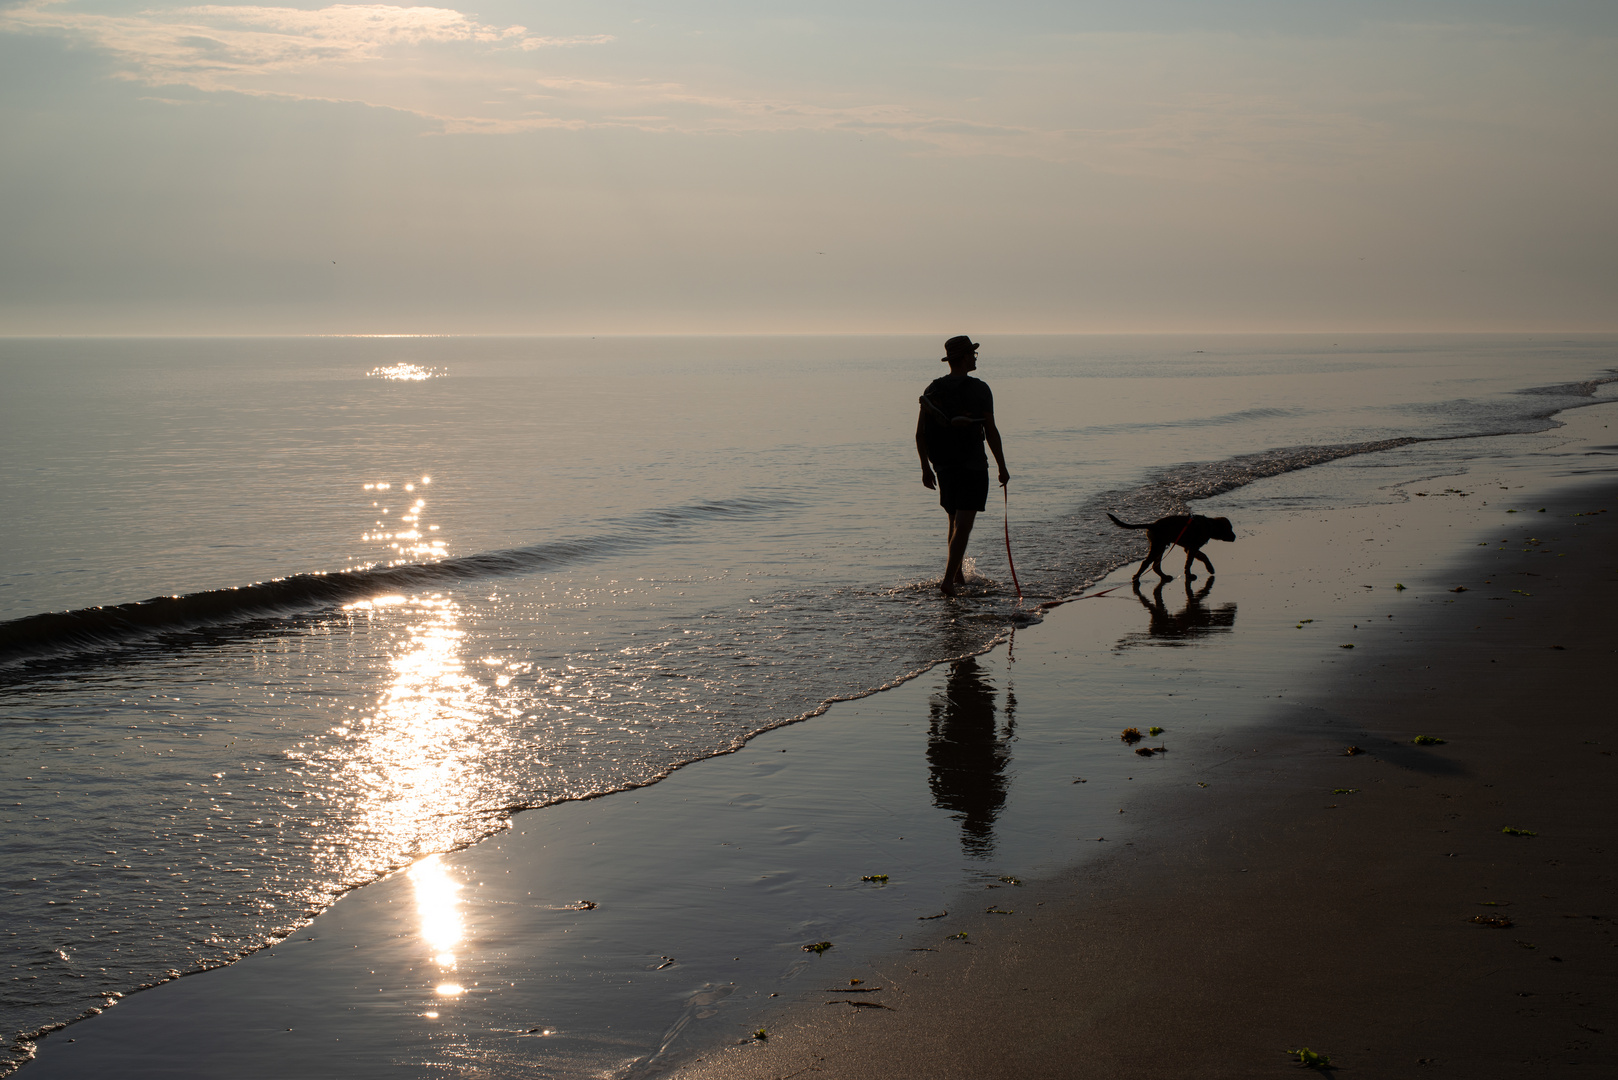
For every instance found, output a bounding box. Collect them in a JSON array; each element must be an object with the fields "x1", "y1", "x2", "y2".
[
  {"x1": 922, "y1": 465, "x2": 937, "y2": 490},
  {"x1": 998, "y1": 466, "x2": 1011, "y2": 487}
]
